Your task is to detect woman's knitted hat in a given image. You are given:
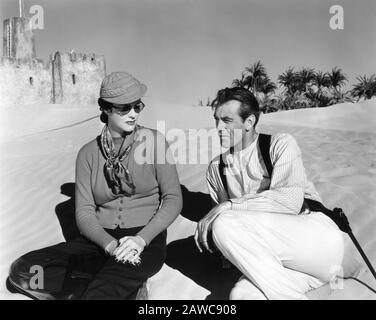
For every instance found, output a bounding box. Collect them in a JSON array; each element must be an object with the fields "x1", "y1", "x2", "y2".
[{"x1": 100, "y1": 72, "x2": 147, "y2": 104}]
